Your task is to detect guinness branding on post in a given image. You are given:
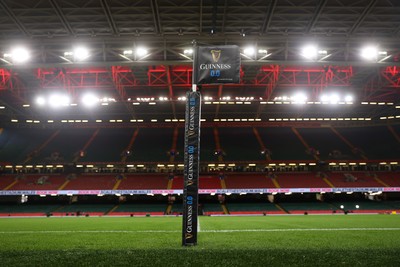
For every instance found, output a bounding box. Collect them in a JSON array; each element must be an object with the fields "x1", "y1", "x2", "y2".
[
  {"x1": 182, "y1": 91, "x2": 201, "y2": 246},
  {"x1": 194, "y1": 45, "x2": 240, "y2": 84}
]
